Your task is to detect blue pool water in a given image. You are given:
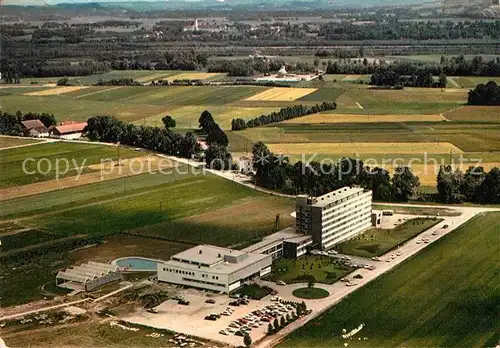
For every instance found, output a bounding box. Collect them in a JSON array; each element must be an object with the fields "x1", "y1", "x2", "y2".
[{"x1": 115, "y1": 257, "x2": 159, "y2": 271}]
